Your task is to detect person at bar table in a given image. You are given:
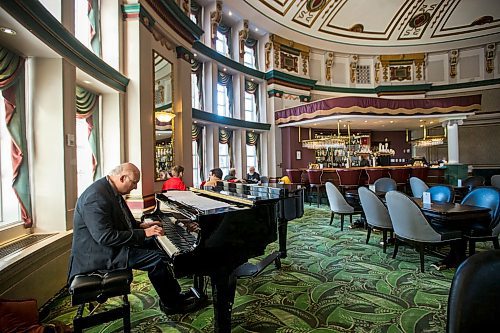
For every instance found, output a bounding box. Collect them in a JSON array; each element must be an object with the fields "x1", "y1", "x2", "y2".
[
  {"x1": 162, "y1": 165, "x2": 187, "y2": 191},
  {"x1": 68, "y1": 162, "x2": 196, "y2": 315},
  {"x1": 245, "y1": 166, "x2": 260, "y2": 184},
  {"x1": 360, "y1": 155, "x2": 370, "y2": 167}
]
